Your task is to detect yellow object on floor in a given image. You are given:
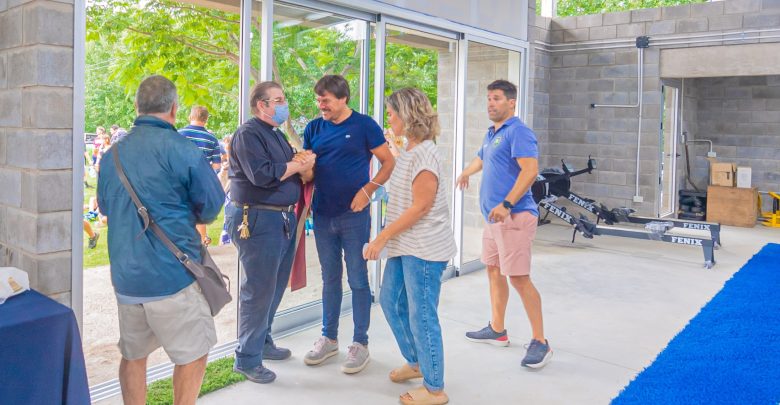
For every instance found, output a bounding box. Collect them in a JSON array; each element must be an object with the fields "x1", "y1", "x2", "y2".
[{"x1": 759, "y1": 192, "x2": 780, "y2": 228}]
